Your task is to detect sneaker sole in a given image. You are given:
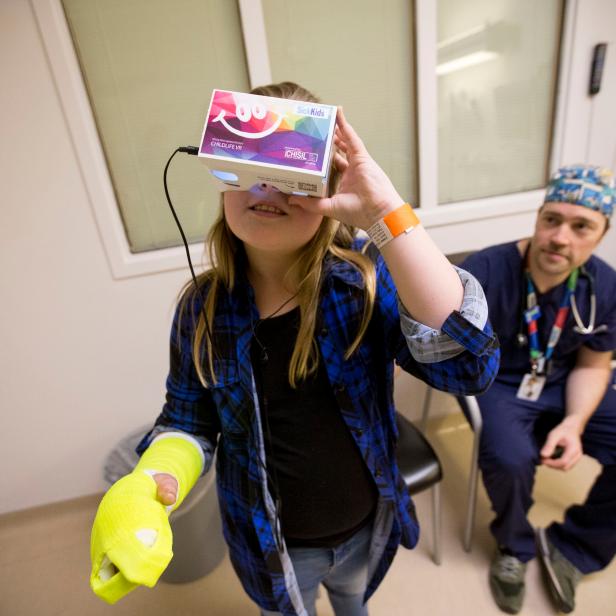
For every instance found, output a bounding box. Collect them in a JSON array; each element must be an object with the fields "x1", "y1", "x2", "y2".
[{"x1": 535, "y1": 528, "x2": 574, "y2": 614}]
